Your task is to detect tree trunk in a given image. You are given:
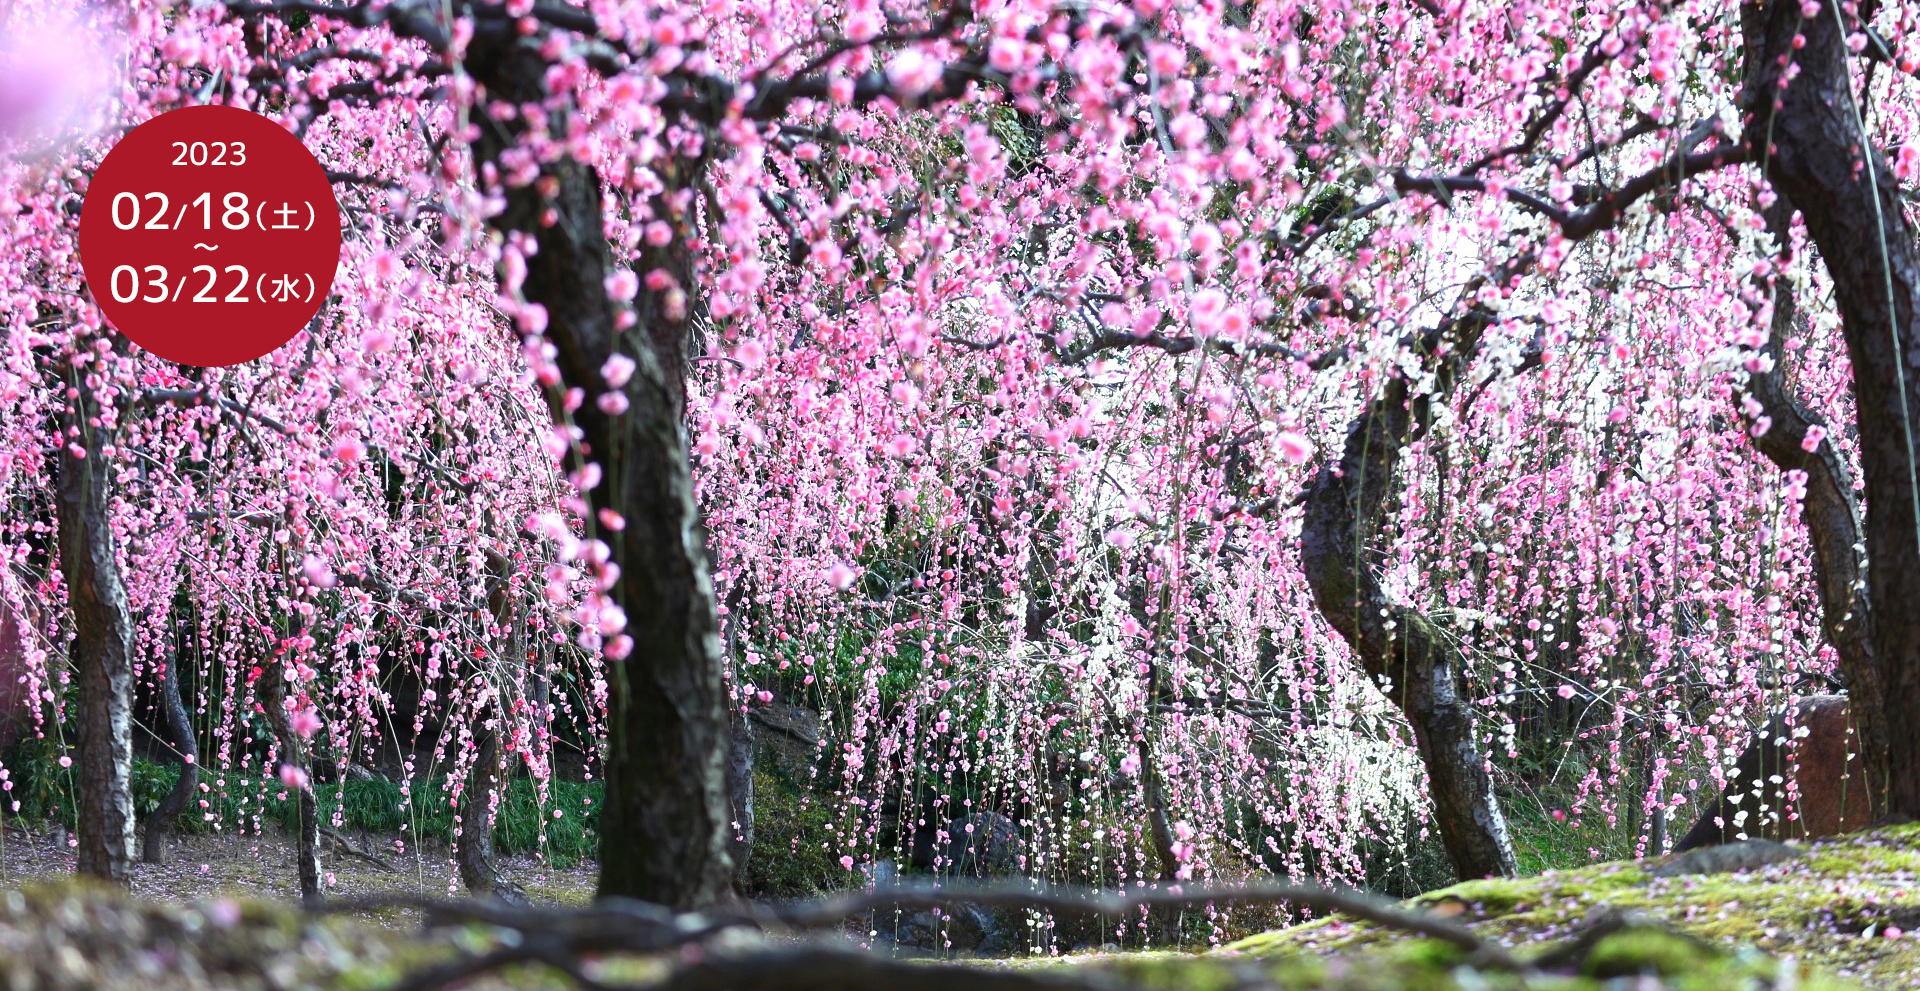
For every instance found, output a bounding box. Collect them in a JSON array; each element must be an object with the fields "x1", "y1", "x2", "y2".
[
  {"x1": 1739, "y1": 203, "x2": 1875, "y2": 697},
  {"x1": 259, "y1": 658, "x2": 320, "y2": 905},
  {"x1": 1299, "y1": 269, "x2": 1527, "y2": 881},
  {"x1": 458, "y1": 717, "x2": 529, "y2": 904},
  {"x1": 721, "y1": 584, "x2": 755, "y2": 892},
  {"x1": 460, "y1": 589, "x2": 529, "y2": 905},
  {"x1": 1743, "y1": 0, "x2": 1919, "y2": 818},
  {"x1": 142, "y1": 636, "x2": 199, "y2": 865},
  {"x1": 56, "y1": 377, "x2": 136, "y2": 886},
  {"x1": 726, "y1": 702, "x2": 756, "y2": 891},
  {"x1": 466, "y1": 30, "x2": 734, "y2": 908}
]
